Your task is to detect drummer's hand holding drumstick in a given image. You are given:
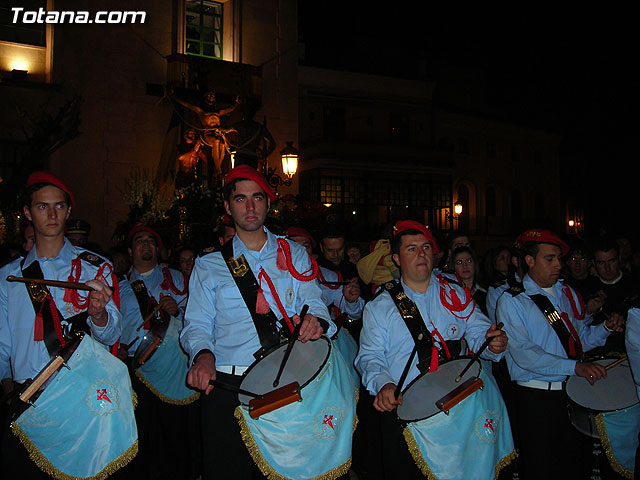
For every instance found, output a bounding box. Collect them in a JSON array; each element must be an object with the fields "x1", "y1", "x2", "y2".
[
  {"x1": 373, "y1": 383, "x2": 402, "y2": 412},
  {"x1": 343, "y1": 278, "x2": 361, "y2": 303},
  {"x1": 575, "y1": 361, "x2": 607, "y2": 385},
  {"x1": 86, "y1": 279, "x2": 113, "y2": 327},
  {"x1": 485, "y1": 323, "x2": 508, "y2": 354},
  {"x1": 187, "y1": 351, "x2": 216, "y2": 395},
  {"x1": 604, "y1": 312, "x2": 625, "y2": 333},
  {"x1": 159, "y1": 293, "x2": 179, "y2": 317},
  {"x1": 292, "y1": 311, "x2": 323, "y2": 342}
]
